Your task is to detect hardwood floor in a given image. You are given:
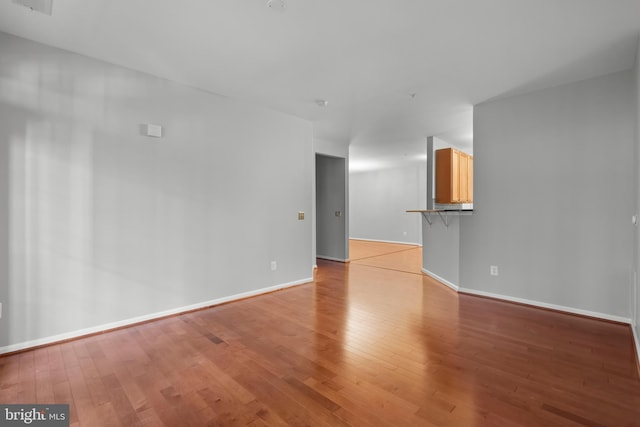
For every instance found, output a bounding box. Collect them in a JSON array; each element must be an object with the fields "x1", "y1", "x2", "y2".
[
  {"x1": 349, "y1": 240, "x2": 423, "y2": 275},
  {"x1": 1, "y1": 241, "x2": 639, "y2": 426}
]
